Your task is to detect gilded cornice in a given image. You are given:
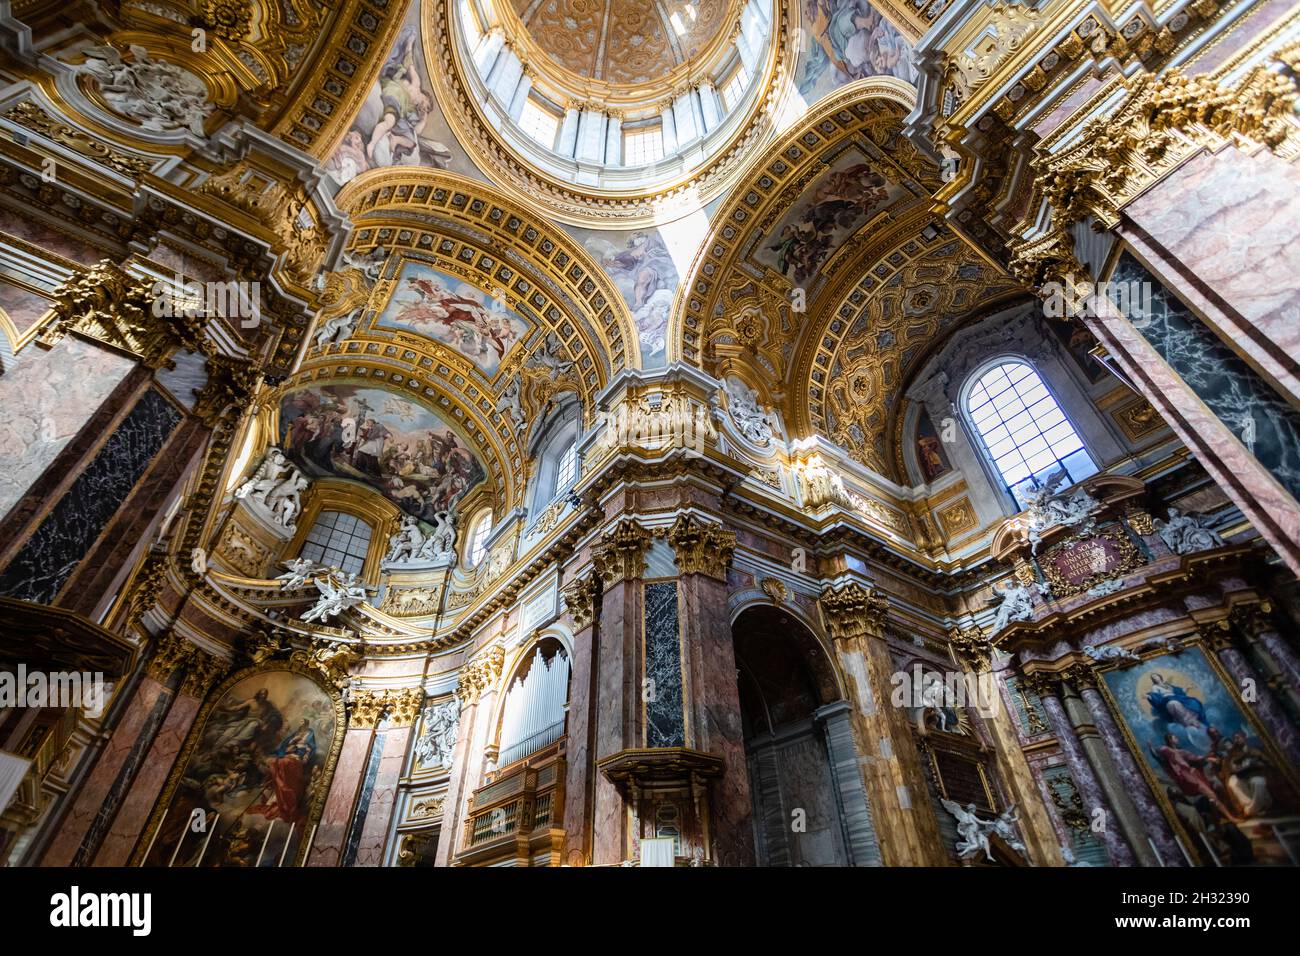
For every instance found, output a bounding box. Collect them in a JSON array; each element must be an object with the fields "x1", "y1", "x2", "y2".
[{"x1": 424, "y1": 0, "x2": 799, "y2": 226}]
